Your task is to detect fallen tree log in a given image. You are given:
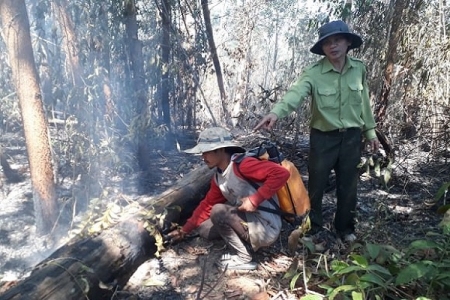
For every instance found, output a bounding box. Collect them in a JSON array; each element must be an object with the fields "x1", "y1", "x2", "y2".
[{"x1": 0, "y1": 165, "x2": 214, "y2": 300}]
